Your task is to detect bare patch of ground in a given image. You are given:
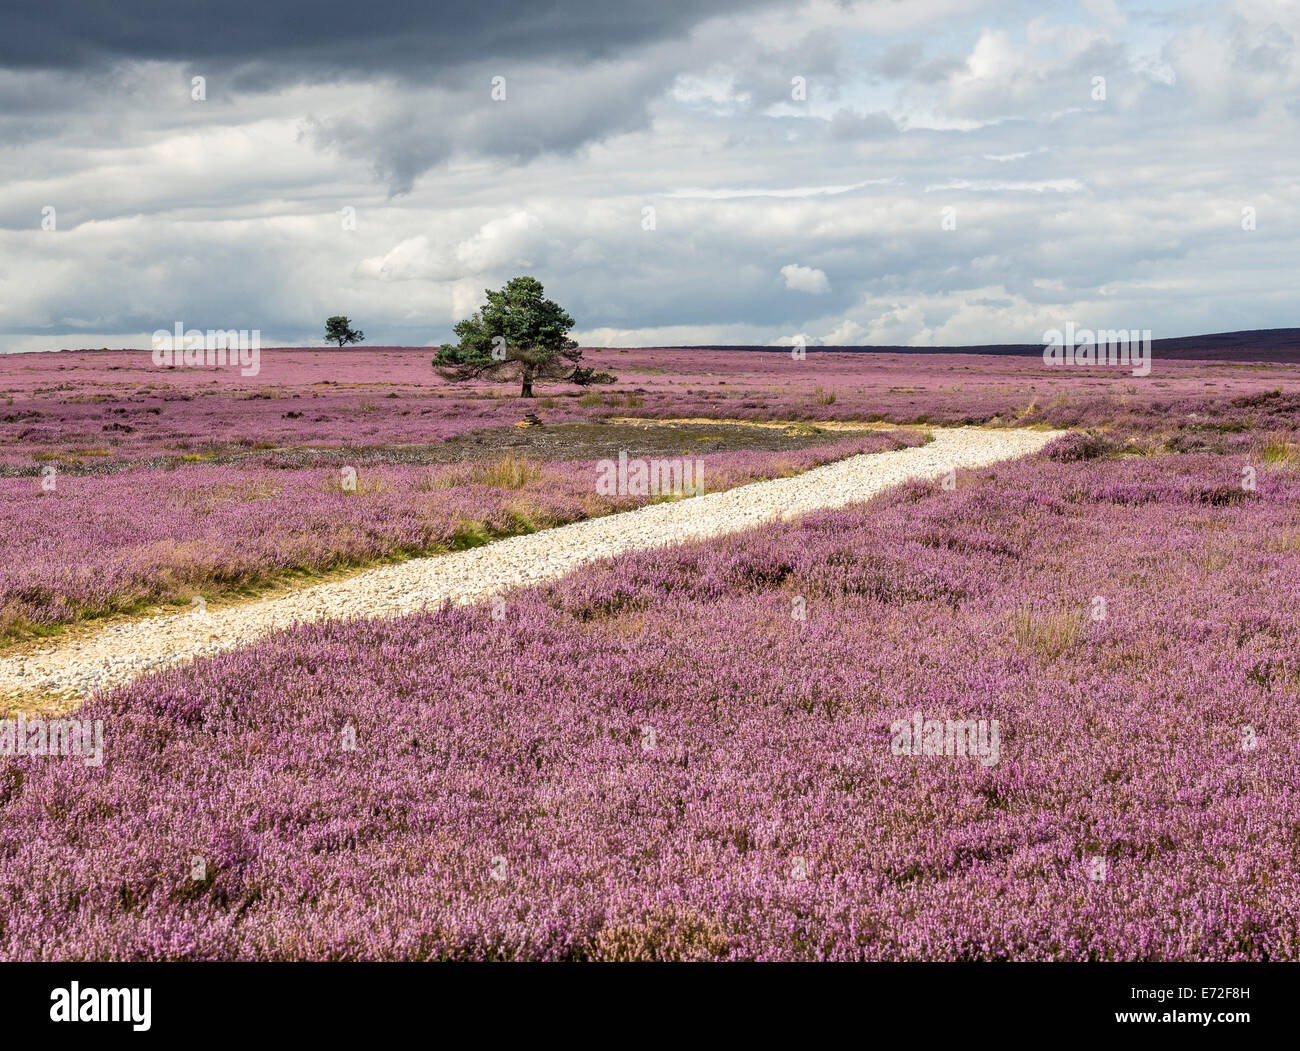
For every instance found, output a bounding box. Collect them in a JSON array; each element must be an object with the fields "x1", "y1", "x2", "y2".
[{"x1": 8, "y1": 419, "x2": 907, "y2": 475}]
